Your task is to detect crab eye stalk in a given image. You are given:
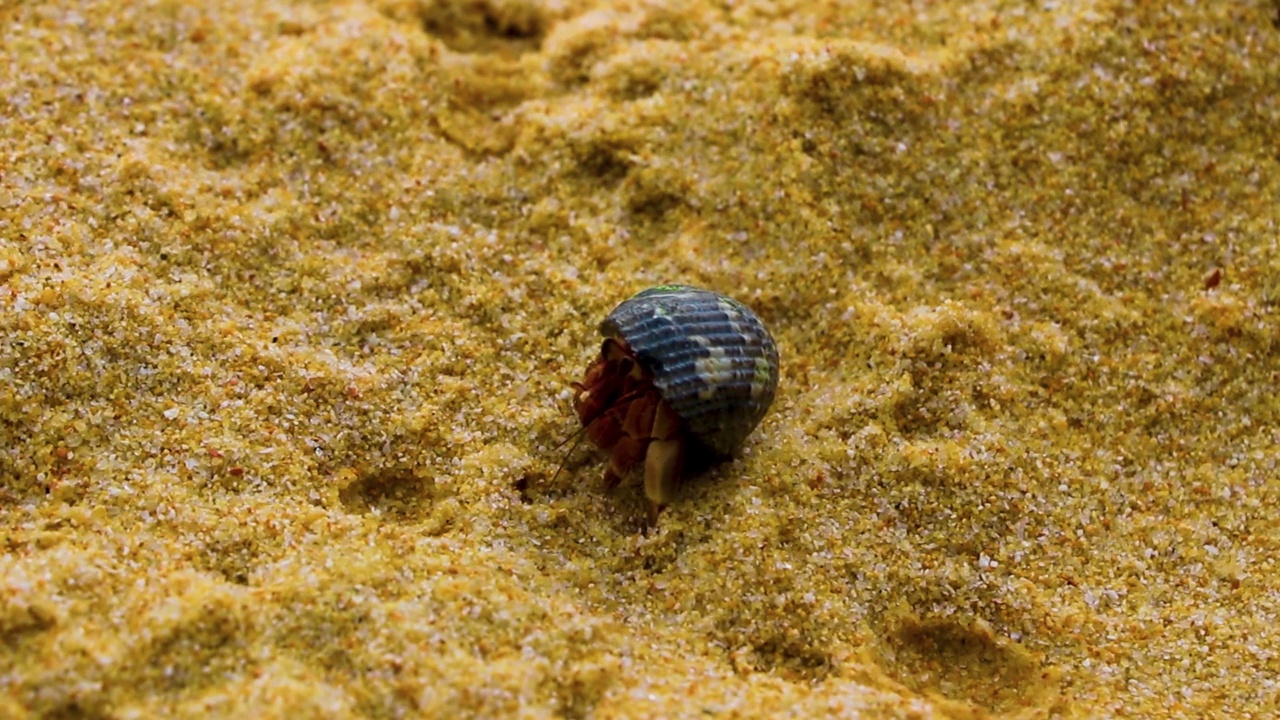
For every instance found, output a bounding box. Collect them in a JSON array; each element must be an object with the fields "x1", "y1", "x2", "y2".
[{"x1": 571, "y1": 285, "x2": 779, "y2": 523}]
